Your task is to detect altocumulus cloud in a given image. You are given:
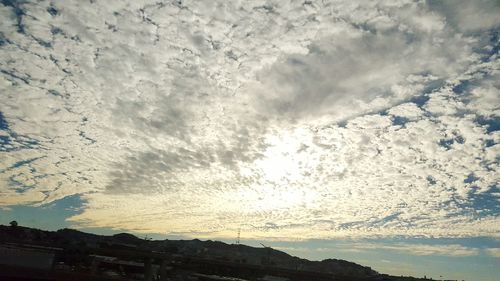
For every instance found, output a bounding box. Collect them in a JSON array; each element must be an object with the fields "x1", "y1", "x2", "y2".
[{"x1": 0, "y1": 0, "x2": 499, "y2": 239}]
